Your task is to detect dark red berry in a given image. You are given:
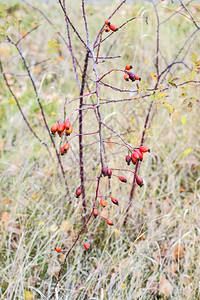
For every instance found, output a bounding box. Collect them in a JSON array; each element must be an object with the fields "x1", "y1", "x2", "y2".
[
  {"x1": 93, "y1": 209, "x2": 98, "y2": 217},
  {"x1": 136, "y1": 175, "x2": 143, "y2": 187},
  {"x1": 118, "y1": 176, "x2": 127, "y2": 183},
  {"x1": 75, "y1": 187, "x2": 82, "y2": 198},
  {"x1": 111, "y1": 197, "x2": 118, "y2": 205},
  {"x1": 107, "y1": 168, "x2": 112, "y2": 179},
  {"x1": 102, "y1": 166, "x2": 108, "y2": 176},
  {"x1": 126, "y1": 155, "x2": 131, "y2": 165},
  {"x1": 126, "y1": 72, "x2": 136, "y2": 82},
  {"x1": 131, "y1": 155, "x2": 137, "y2": 165}
]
